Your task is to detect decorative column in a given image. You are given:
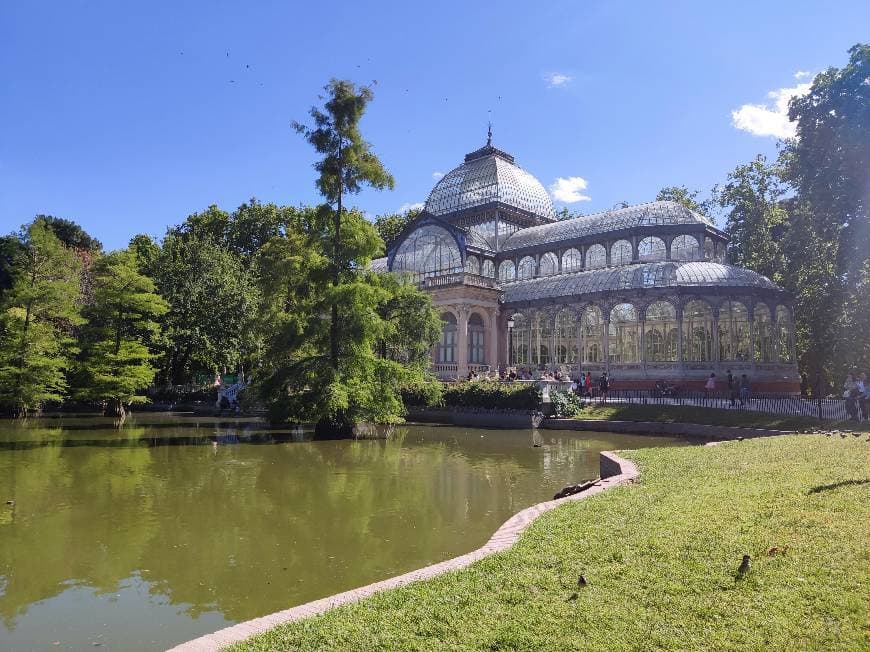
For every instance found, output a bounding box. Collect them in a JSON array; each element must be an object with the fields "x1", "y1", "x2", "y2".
[
  {"x1": 712, "y1": 305, "x2": 720, "y2": 371},
  {"x1": 457, "y1": 306, "x2": 469, "y2": 379},
  {"x1": 549, "y1": 311, "x2": 557, "y2": 372},
  {"x1": 489, "y1": 308, "x2": 500, "y2": 372},
  {"x1": 676, "y1": 304, "x2": 684, "y2": 370},
  {"x1": 603, "y1": 312, "x2": 611, "y2": 374}
]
